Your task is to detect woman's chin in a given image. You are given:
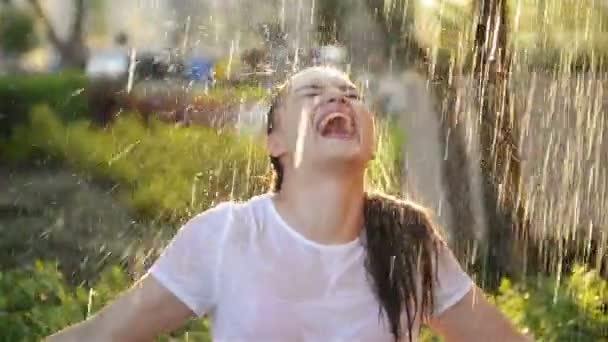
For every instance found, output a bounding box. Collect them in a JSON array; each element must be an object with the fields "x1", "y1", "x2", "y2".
[{"x1": 315, "y1": 145, "x2": 370, "y2": 166}]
